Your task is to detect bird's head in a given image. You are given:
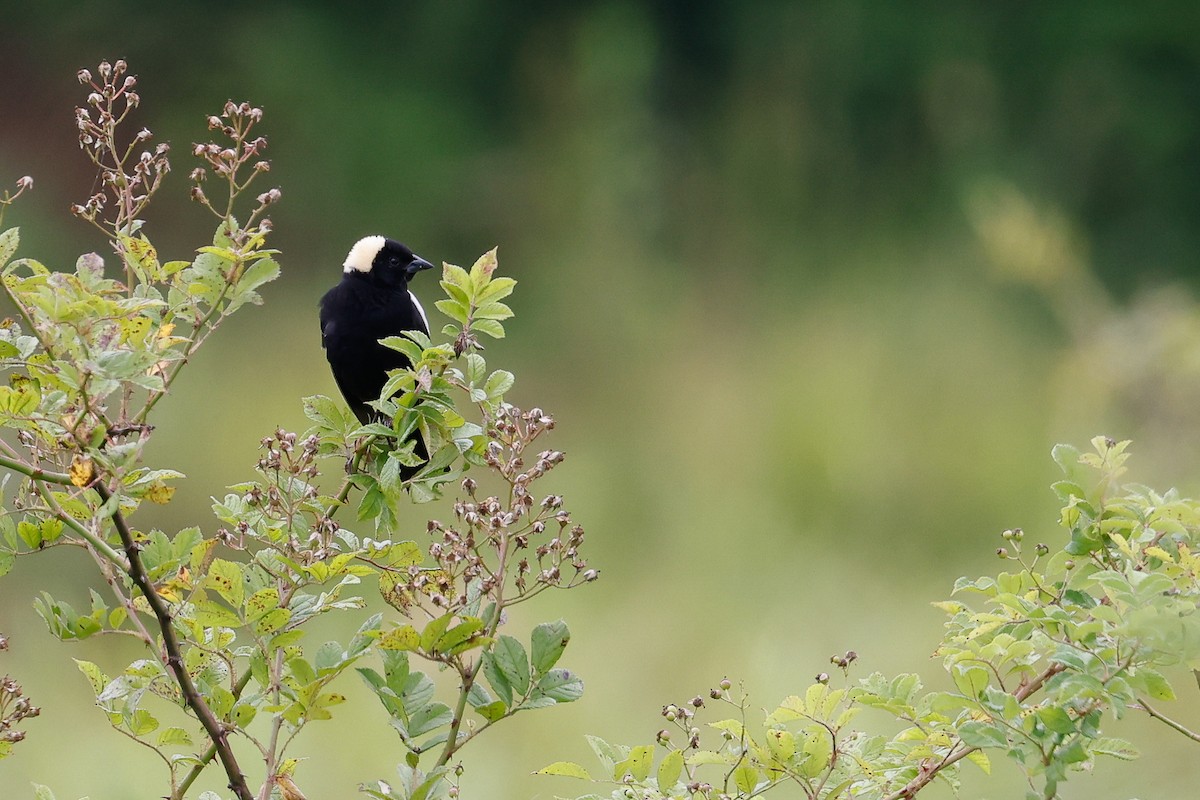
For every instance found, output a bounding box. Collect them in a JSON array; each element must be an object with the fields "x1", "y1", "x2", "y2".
[{"x1": 342, "y1": 235, "x2": 434, "y2": 288}]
